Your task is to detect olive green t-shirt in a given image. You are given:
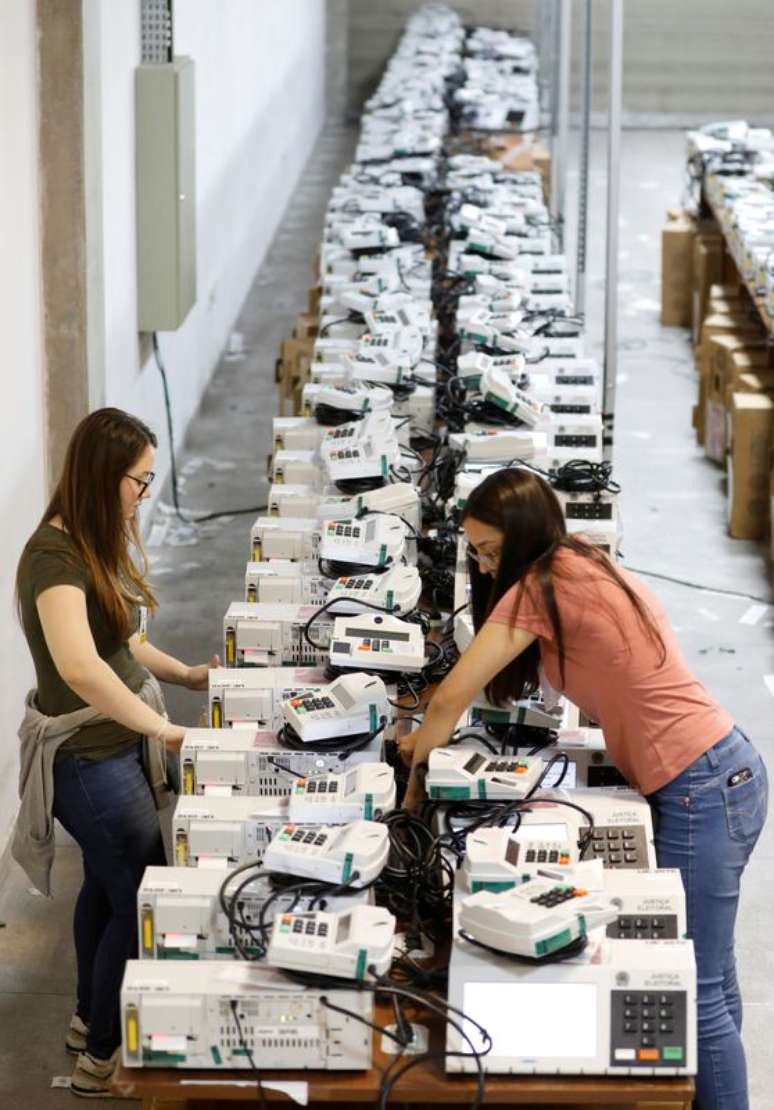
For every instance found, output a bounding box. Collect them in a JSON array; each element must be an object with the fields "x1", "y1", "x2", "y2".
[{"x1": 17, "y1": 524, "x2": 146, "y2": 760}]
